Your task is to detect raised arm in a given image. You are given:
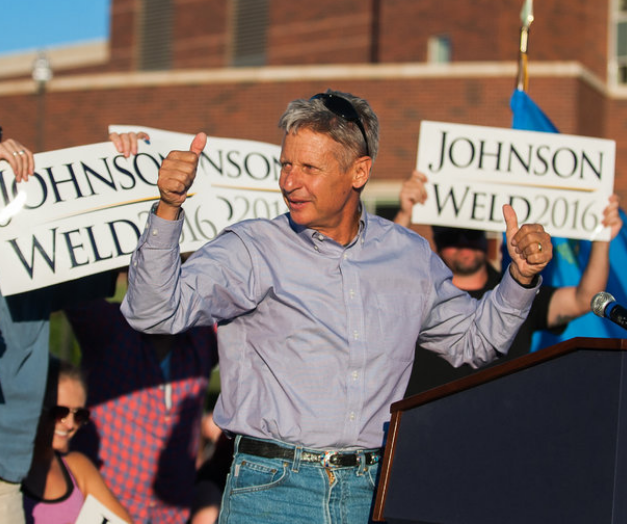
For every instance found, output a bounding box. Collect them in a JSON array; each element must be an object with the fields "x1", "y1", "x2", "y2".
[
  {"x1": 393, "y1": 169, "x2": 554, "y2": 286},
  {"x1": 393, "y1": 170, "x2": 428, "y2": 228},
  {"x1": 545, "y1": 194, "x2": 623, "y2": 328},
  {"x1": 121, "y1": 132, "x2": 218, "y2": 333}
]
